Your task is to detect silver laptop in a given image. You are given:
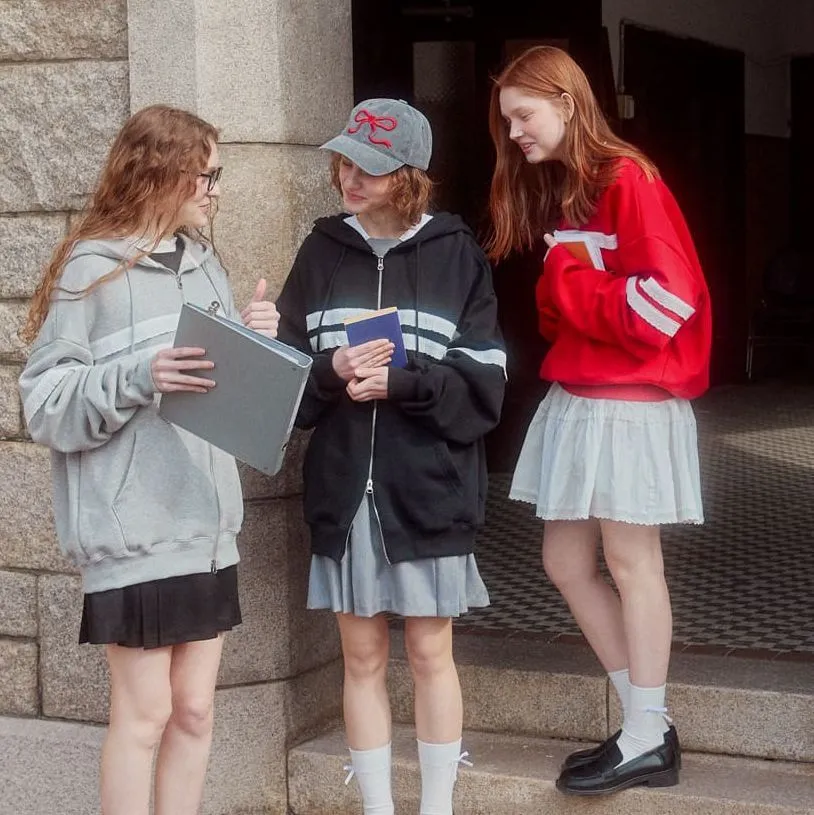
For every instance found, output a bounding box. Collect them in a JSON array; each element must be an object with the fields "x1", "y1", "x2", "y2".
[{"x1": 159, "y1": 302, "x2": 312, "y2": 475}]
